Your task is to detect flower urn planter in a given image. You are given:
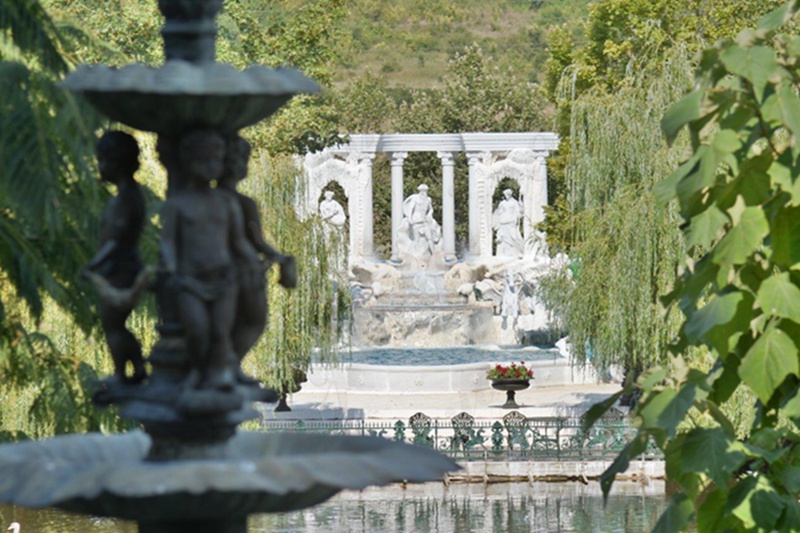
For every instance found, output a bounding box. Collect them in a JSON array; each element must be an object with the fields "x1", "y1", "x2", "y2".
[{"x1": 491, "y1": 378, "x2": 531, "y2": 409}]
